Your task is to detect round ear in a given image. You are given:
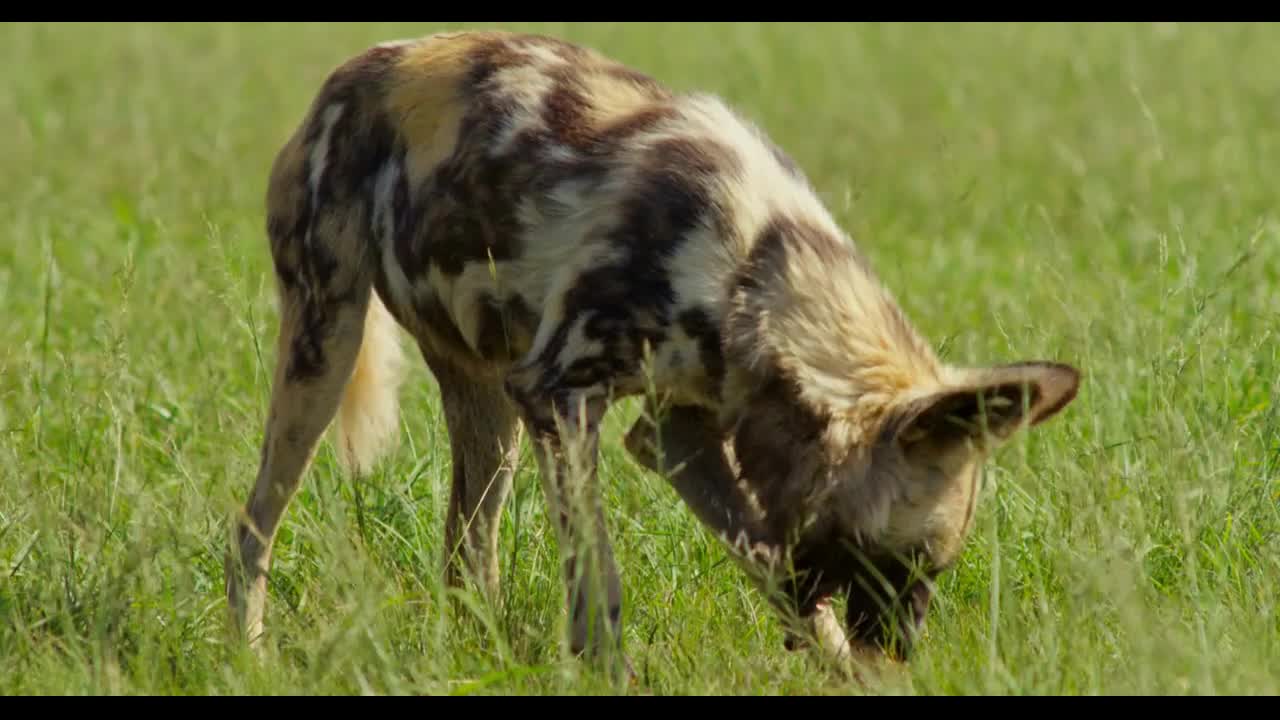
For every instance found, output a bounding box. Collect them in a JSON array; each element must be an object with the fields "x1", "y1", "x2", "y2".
[{"x1": 892, "y1": 362, "x2": 1081, "y2": 453}]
